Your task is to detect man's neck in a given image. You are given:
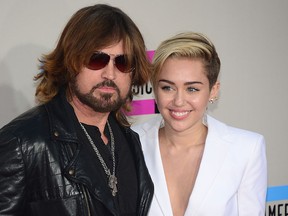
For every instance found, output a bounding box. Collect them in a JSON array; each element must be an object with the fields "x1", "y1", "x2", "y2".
[{"x1": 69, "y1": 95, "x2": 110, "y2": 134}]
